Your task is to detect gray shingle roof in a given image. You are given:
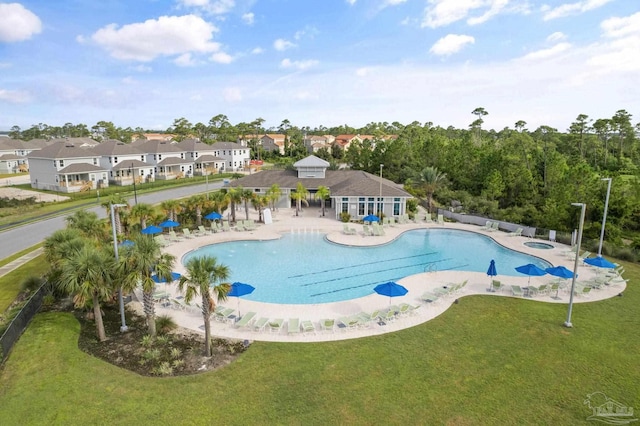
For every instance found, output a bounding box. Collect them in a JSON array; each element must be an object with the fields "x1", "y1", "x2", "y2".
[
  {"x1": 293, "y1": 155, "x2": 330, "y2": 168},
  {"x1": 58, "y1": 163, "x2": 106, "y2": 174},
  {"x1": 92, "y1": 140, "x2": 144, "y2": 156},
  {"x1": 157, "y1": 157, "x2": 193, "y2": 166},
  {"x1": 27, "y1": 143, "x2": 98, "y2": 159},
  {"x1": 112, "y1": 159, "x2": 153, "y2": 170}
]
